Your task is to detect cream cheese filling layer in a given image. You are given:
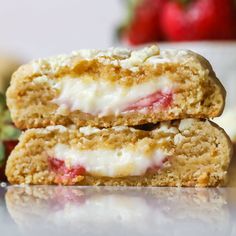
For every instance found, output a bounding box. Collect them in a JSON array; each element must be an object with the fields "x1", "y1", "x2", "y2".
[
  {"x1": 51, "y1": 75, "x2": 173, "y2": 116},
  {"x1": 52, "y1": 144, "x2": 168, "y2": 177}
]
